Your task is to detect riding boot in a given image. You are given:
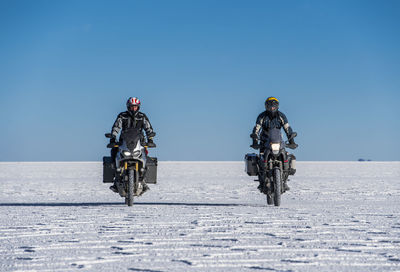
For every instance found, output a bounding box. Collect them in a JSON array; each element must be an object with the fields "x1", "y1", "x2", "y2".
[
  {"x1": 116, "y1": 181, "x2": 126, "y2": 197},
  {"x1": 138, "y1": 182, "x2": 150, "y2": 196},
  {"x1": 257, "y1": 179, "x2": 269, "y2": 193},
  {"x1": 283, "y1": 180, "x2": 290, "y2": 191},
  {"x1": 109, "y1": 178, "x2": 118, "y2": 193},
  {"x1": 109, "y1": 184, "x2": 118, "y2": 193},
  {"x1": 257, "y1": 182, "x2": 263, "y2": 193},
  {"x1": 143, "y1": 182, "x2": 150, "y2": 192}
]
